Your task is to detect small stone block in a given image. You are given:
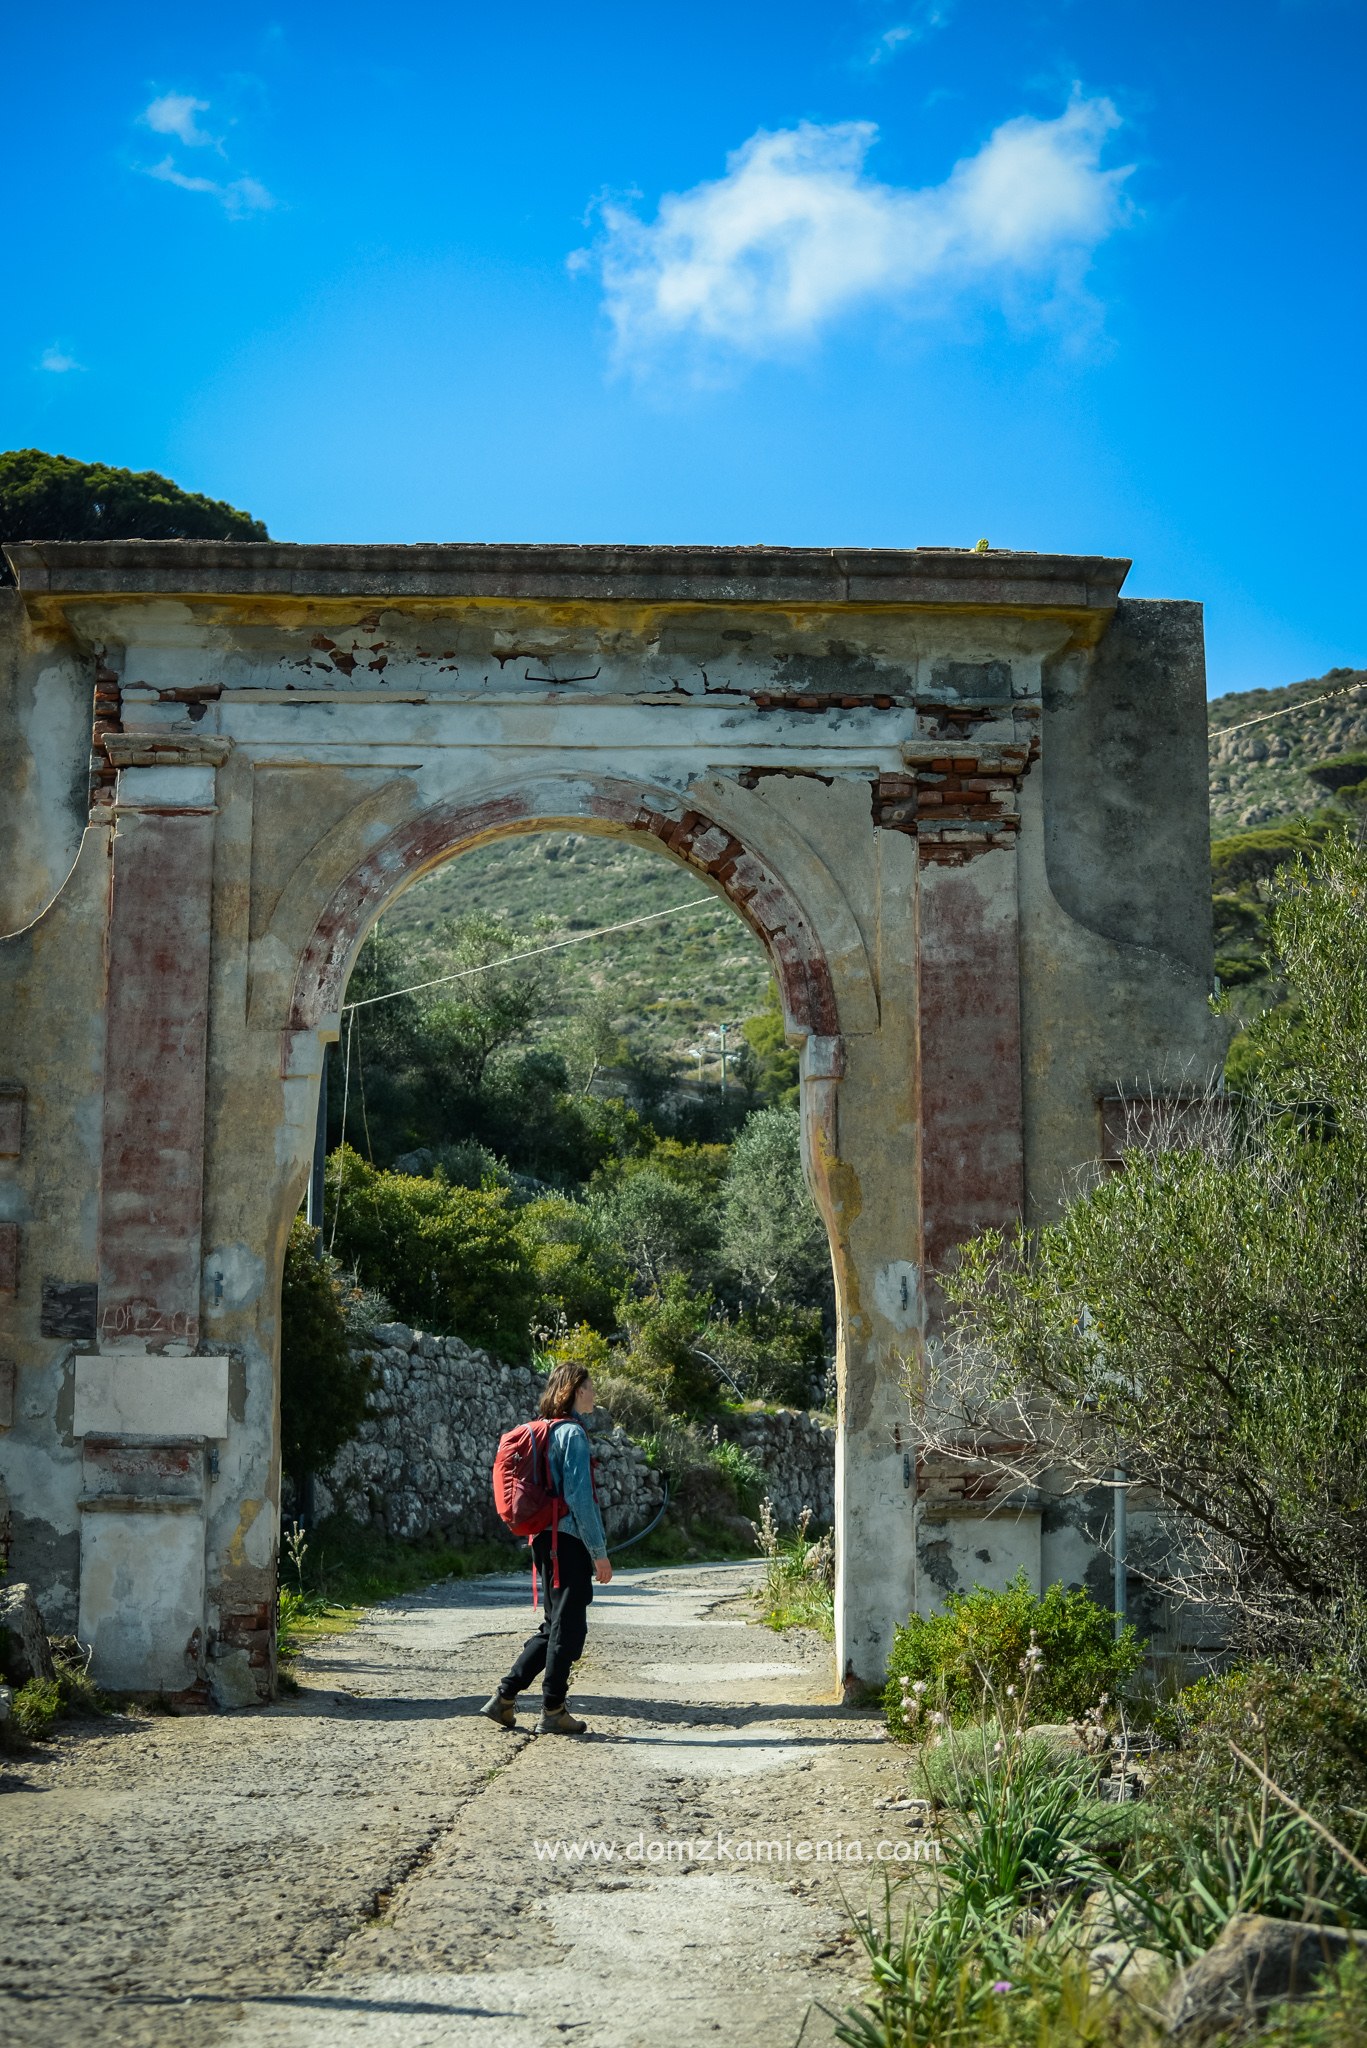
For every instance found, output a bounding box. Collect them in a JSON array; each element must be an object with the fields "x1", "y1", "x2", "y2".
[
  {"x1": 0, "y1": 1223, "x2": 18, "y2": 1296},
  {"x1": 40, "y1": 1279, "x2": 99, "y2": 1341},
  {"x1": 0, "y1": 1086, "x2": 24, "y2": 1158}
]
